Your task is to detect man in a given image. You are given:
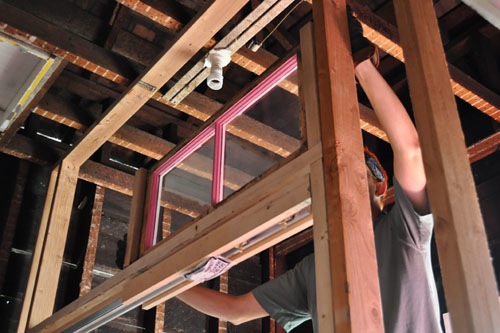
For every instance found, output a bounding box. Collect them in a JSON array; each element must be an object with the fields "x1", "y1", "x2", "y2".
[{"x1": 177, "y1": 10, "x2": 442, "y2": 333}]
